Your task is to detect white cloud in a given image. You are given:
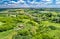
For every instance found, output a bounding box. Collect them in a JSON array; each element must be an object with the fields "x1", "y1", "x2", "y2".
[
  {"x1": 42, "y1": 0, "x2": 51, "y2": 1},
  {"x1": 56, "y1": 1, "x2": 60, "y2": 4},
  {"x1": 10, "y1": 1, "x2": 17, "y2": 3},
  {"x1": 0, "y1": 0, "x2": 60, "y2": 8},
  {"x1": 15, "y1": 0, "x2": 26, "y2": 4},
  {"x1": 56, "y1": 0, "x2": 60, "y2": 1}
]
